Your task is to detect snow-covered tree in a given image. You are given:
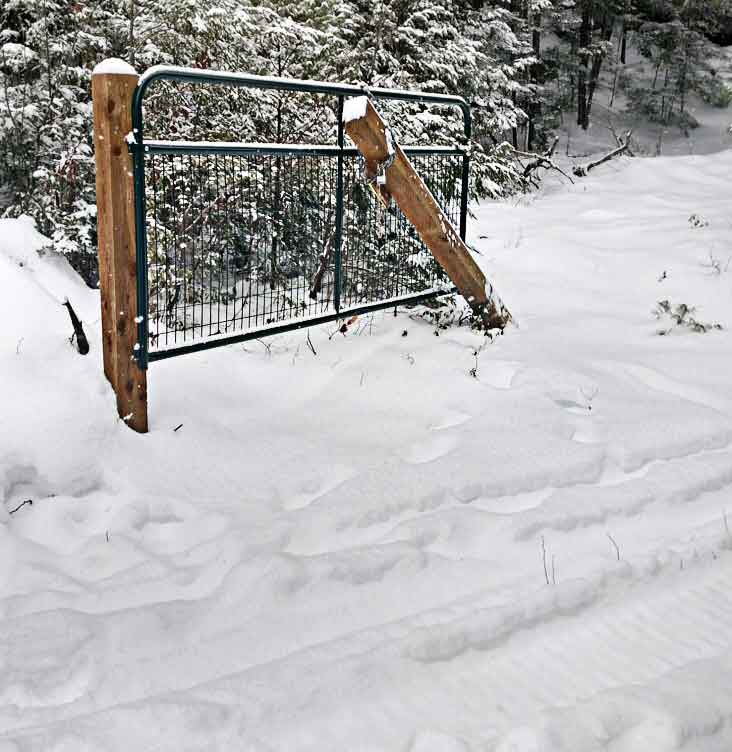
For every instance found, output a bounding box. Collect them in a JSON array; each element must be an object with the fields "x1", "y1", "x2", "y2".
[
  {"x1": 0, "y1": 0, "x2": 125, "y2": 277},
  {"x1": 624, "y1": 0, "x2": 732, "y2": 128},
  {"x1": 0, "y1": 0, "x2": 589, "y2": 296}
]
